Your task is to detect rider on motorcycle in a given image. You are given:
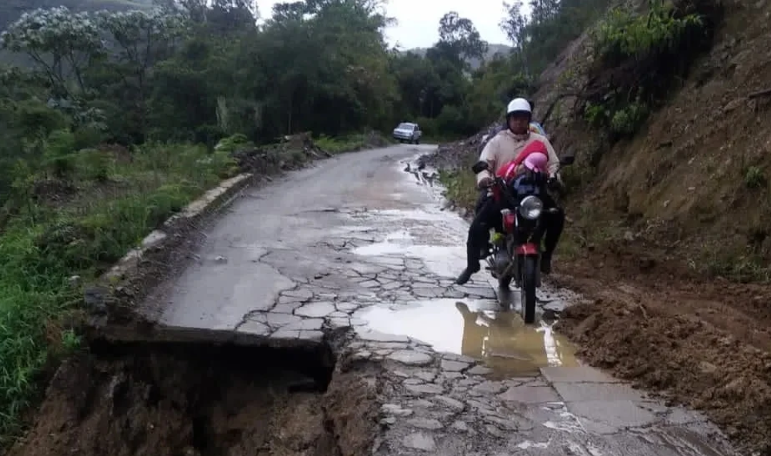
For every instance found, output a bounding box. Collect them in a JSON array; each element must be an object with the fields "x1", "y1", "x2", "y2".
[{"x1": 455, "y1": 98, "x2": 566, "y2": 285}]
